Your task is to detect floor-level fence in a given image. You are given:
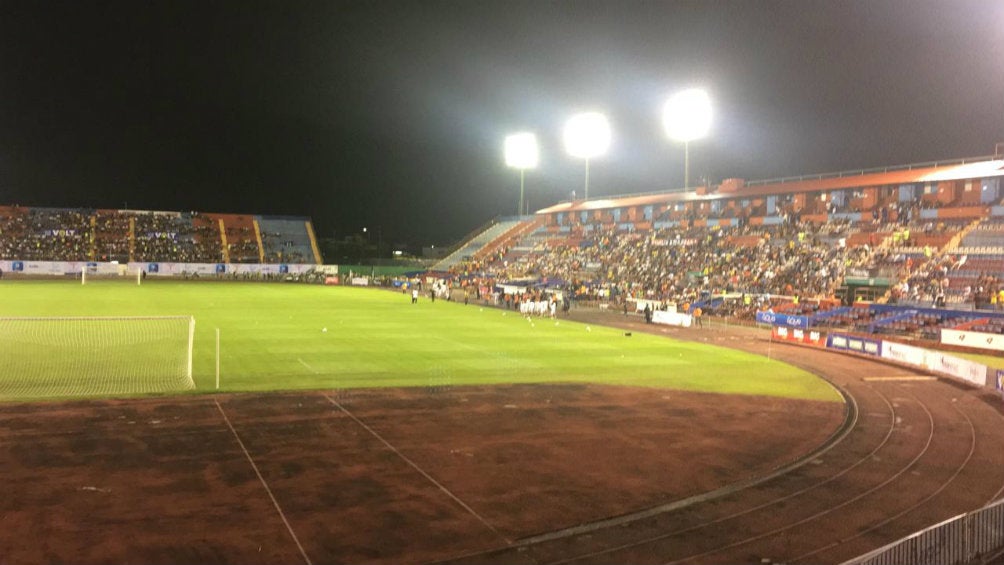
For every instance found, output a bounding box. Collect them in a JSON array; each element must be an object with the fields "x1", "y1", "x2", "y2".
[{"x1": 842, "y1": 498, "x2": 1004, "y2": 565}]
